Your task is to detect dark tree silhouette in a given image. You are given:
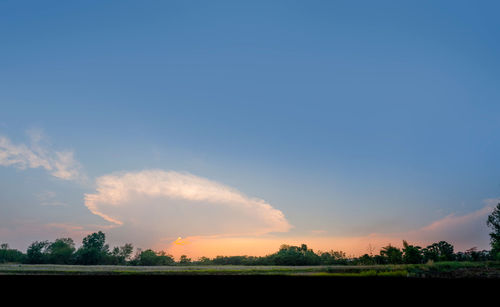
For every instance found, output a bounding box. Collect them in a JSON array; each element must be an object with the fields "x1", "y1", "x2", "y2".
[
  {"x1": 0, "y1": 244, "x2": 25, "y2": 263},
  {"x1": 402, "y1": 240, "x2": 423, "y2": 264},
  {"x1": 46, "y1": 238, "x2": 75, "y2": 264},
  {"x1": 179, "y1": 255, "x2": 192, "y2": 265},
  {"x1": 0, "y1": 229, "x2": 495, "y2": 266},
  {"x1": 135, "y1": 249, "x2": 175, "y2": 265},
  {"x1": 75, "y1": 231, "x2": 109, "y2": 265},
  {"x1": 26, "y1": 241, "x2": 50, "y2": 264},
  {"x1": 379, "y1": 244, "x2": 403, "y2": 264},
  {"x1": 487, "y1": 203, "x2": 500, "y2": 260},
  {"x1": 110, "y1": 243, "x2": 134, "y2": 265},
  {"x1": 422, "y1": 241, "x2": 454, "y2": 262}
]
